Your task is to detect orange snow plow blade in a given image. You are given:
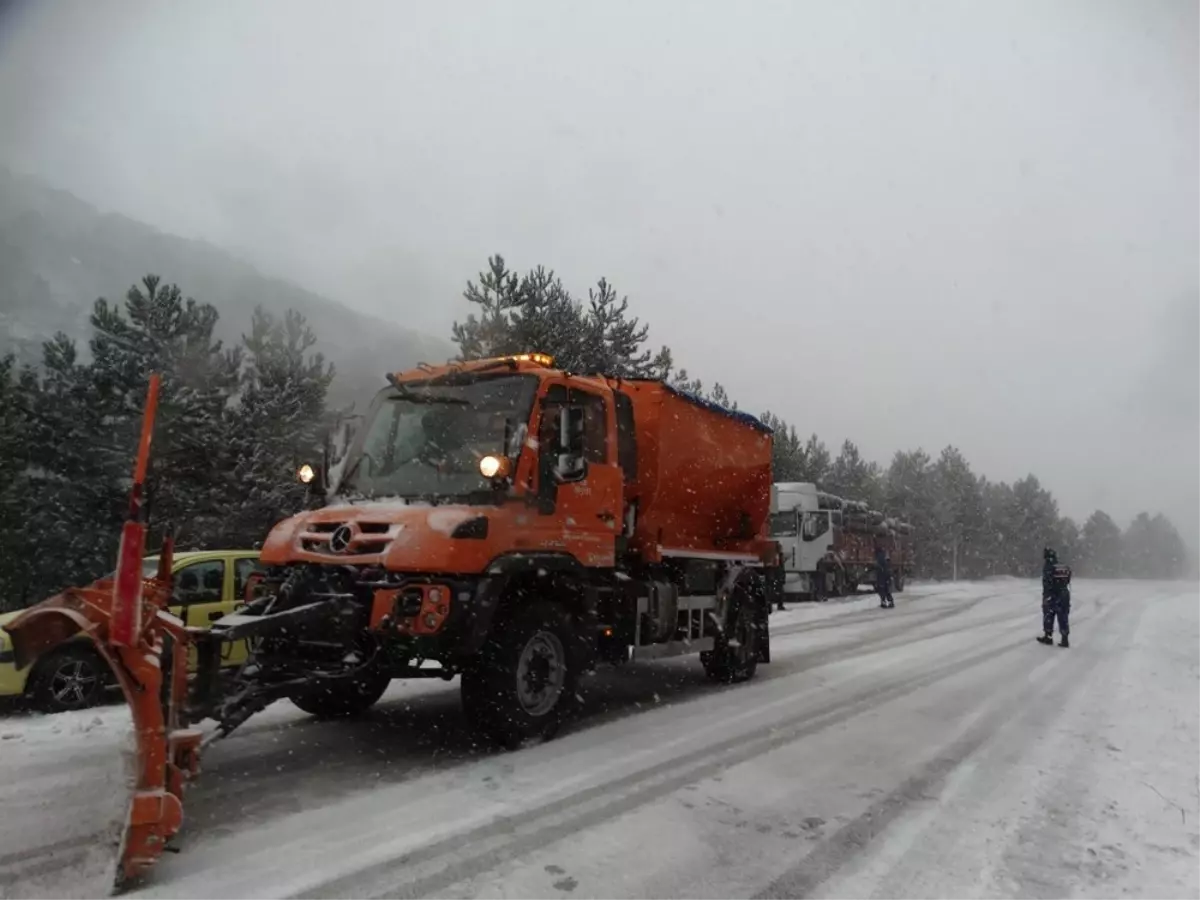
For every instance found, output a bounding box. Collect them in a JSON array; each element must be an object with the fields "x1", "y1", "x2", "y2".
[{"x1": 4, "y1": 373, "x2": 203, "y2": 886}]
